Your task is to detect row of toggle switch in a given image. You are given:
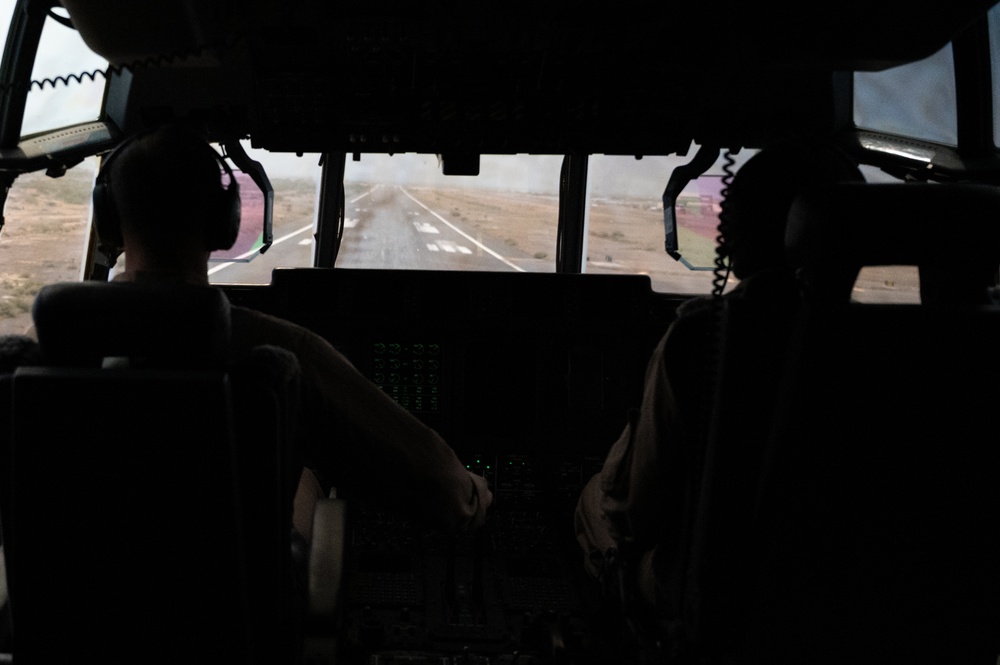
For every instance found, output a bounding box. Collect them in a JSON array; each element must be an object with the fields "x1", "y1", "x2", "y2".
[{"x1": 374, "y1": 343, "x2": 441, "y2": 355}]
